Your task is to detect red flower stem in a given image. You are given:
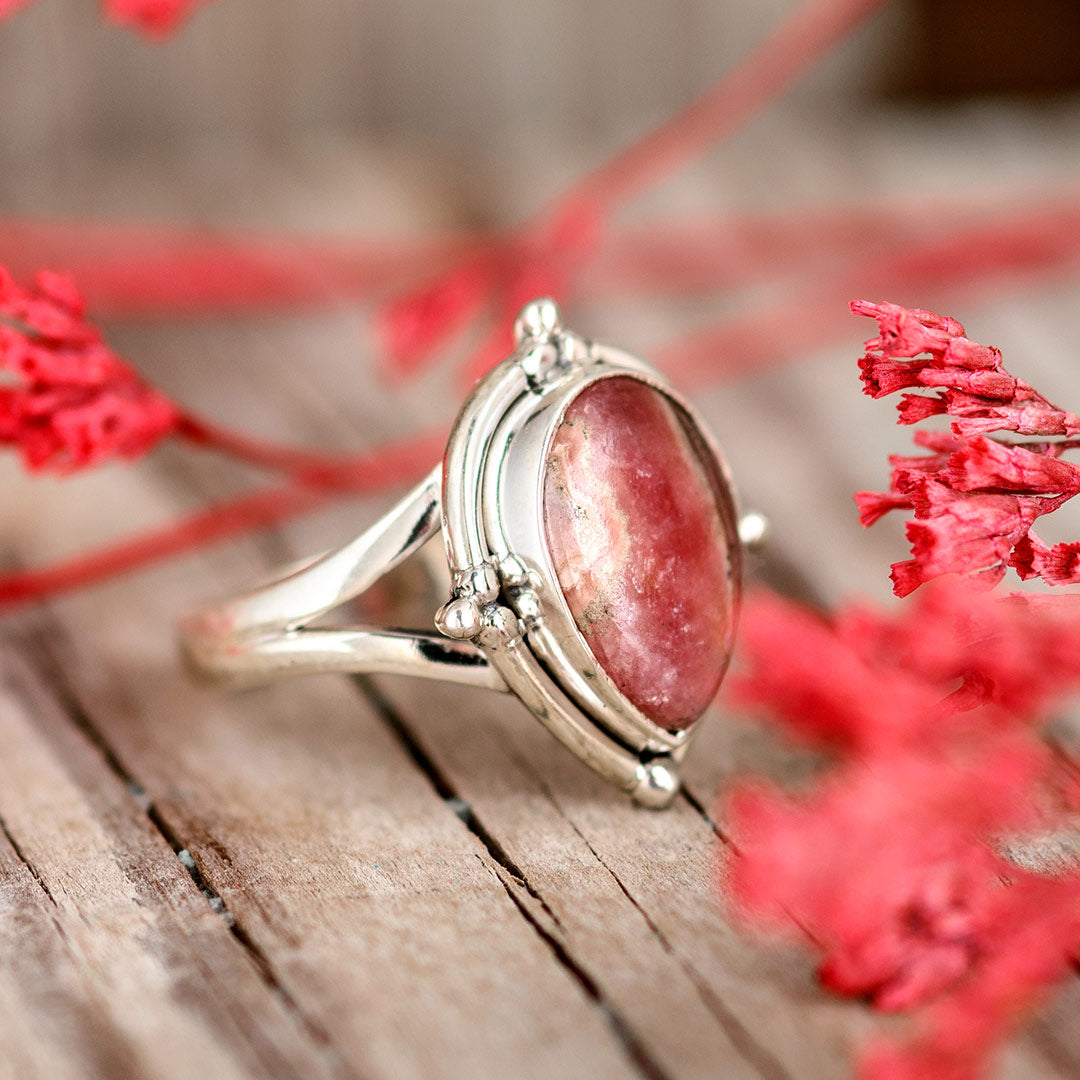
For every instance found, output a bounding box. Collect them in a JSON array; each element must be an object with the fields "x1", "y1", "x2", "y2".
[
  {"x1": 585, "y1": 192, "x2": 1080, "y2": 296},
  {"x1": 174, "y1": 413, "x2": 365, "y2": 476},
  {"x1": 382, "y1": 0, "x2": 892, "y2": 378},
  {"x1": 0, "y1": 215, "x2": 477, "y2": 319},
  {"x1": 567, "y1": 0, "x2": 890, "y2": 215},
  {"x1": 13, "y1": 187, "x2": 1079, "y2": 321},
  {"x1": 655, "y1": 202, "x2": 1080, "y2": 390},
  {"x1": 0, "y1": 428, "x2": 445, "y2": 612},
  {"x1": 0, "y1": 486, "x2": 328, "y2": 611}
]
